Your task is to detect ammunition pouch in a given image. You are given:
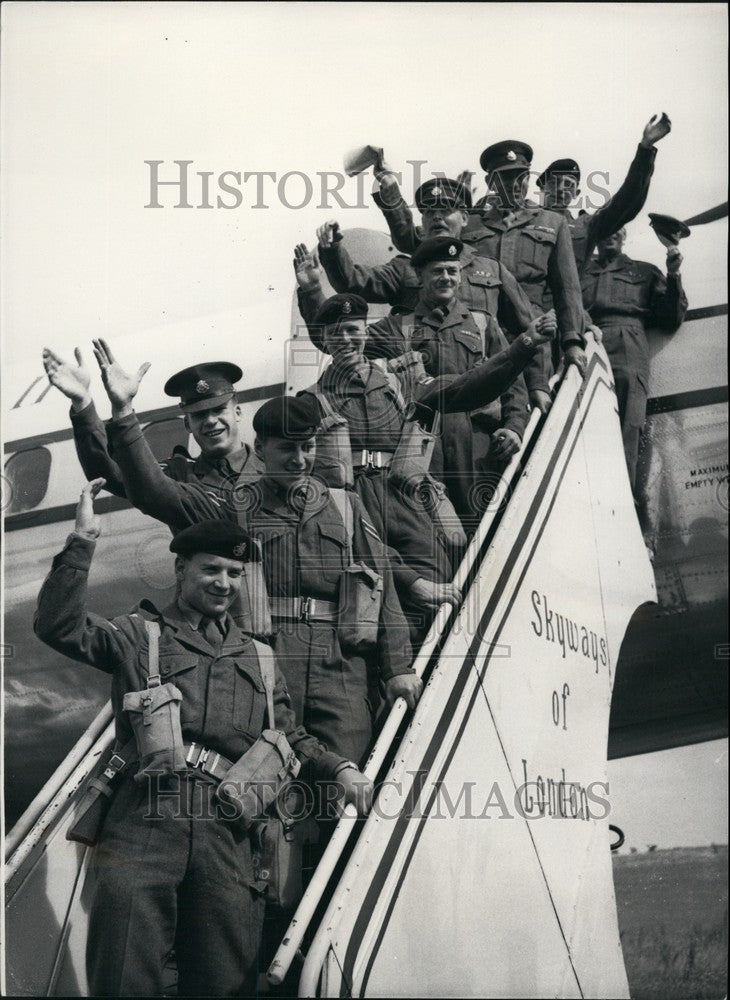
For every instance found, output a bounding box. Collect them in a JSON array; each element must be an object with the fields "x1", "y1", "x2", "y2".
[
  {"x1": 123, "y1": 683, "x2": 187, "y2": 782},
  {"x1": 327, "y1": 487, "x2": 384, "y2": 652},
  {"x1": 337, "y1": 563, "x2": 383, "y2": 652},
  {"x1": 389, "y1": 419, "x2": 438, "y2": 486},
  {"x1": 215, "y1": 729, "x2": 301, "y2": 830},
  {"x1": 429, "y1": 476, "x2": 468, "y2": 552},
  {"x1": 251, "y1": 786, "x2": 320, "y2": 911}
]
